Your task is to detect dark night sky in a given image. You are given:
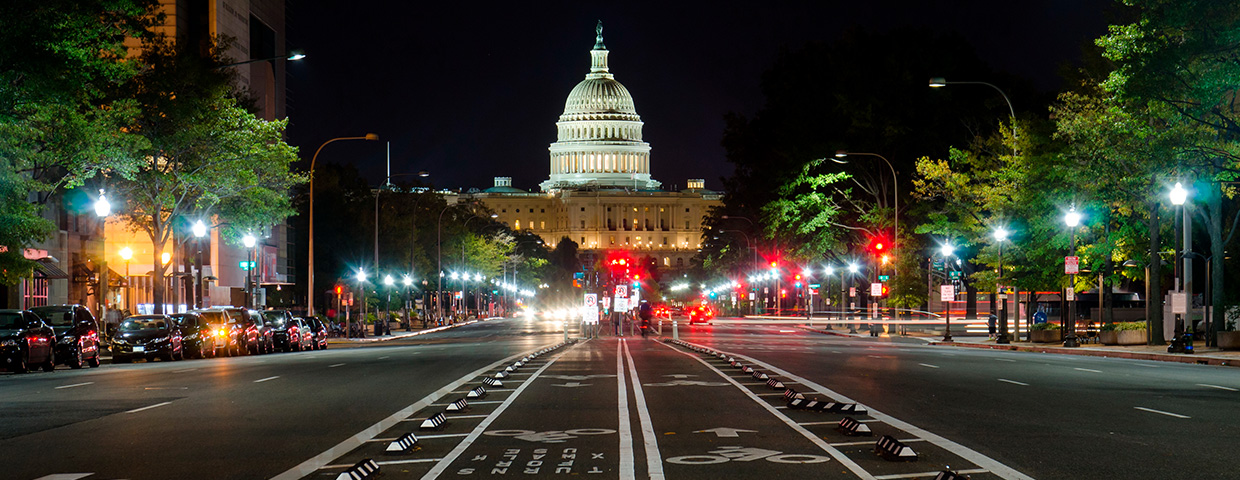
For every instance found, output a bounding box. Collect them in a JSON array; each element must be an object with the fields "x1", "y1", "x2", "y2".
[{"x1": 284, "y1": 0, "x2": 1114, "y2": 193}]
